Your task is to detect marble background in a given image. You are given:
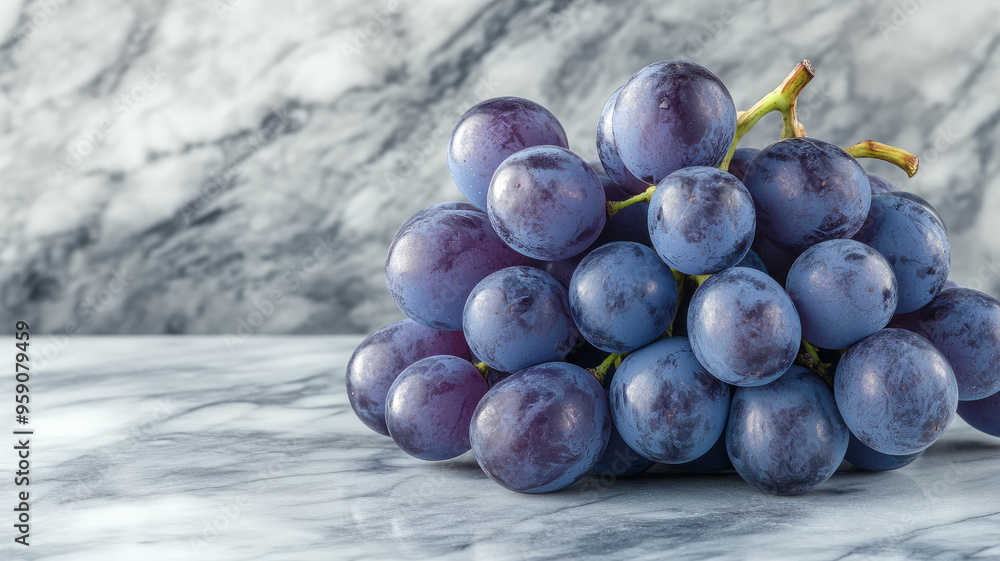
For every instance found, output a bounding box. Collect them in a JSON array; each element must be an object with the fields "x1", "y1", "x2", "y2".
[{"x1": 2, "y1": 0, "x2": 999, "y2": 336}]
